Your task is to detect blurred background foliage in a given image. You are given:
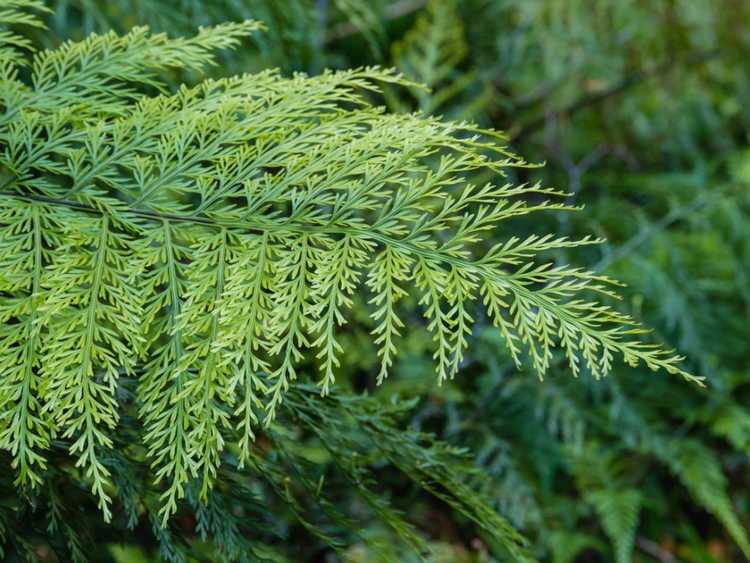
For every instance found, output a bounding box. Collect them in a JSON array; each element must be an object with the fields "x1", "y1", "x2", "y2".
[{"x1": 8, "y1": 0, "x2": 750, "y2": 561}]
